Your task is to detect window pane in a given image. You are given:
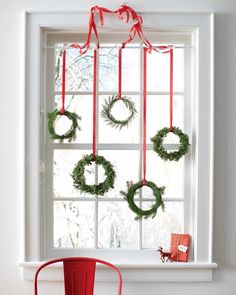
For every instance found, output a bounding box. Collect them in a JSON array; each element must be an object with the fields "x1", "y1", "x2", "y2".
[
  {"x1": 147, "y1": 95, "x2": 184, "y2": 143},
  {"x1": 147, "y1": 48, "x2": 184, "y2": 92},
  {"x1": 145, "y1": 151, "x2": 184, "y2": 199},
  {"x1": 54, "y1": 201, "x2": 95, "y2": 248},
  {"x1": 99, "y1": 95, "x2": 140, "y2": 143},
  {"x1": 99, "y1": 46, "x2": 140, "y2": 92},
  {"x1": 54, "y1": 95, "x2": 93, "y2": 143},
  {"x1": 142, "y1": 202, "x2": 183, "y2": 249},
  {"x1": 99, "y1": 46, "x2": 117, "y2": 92},
  {"x1": 98, "y1": 201, "x2": 139, "y2": 249},
  {"x1": 55, "y1": 46, "x2": 94, "y2": 92},
  {"x1": 53, "y1": 150, "x2": 95, "y2": 198},
  {"x1": 122, "y1": 47, "x2": 140, "y2": 91},
  {"x1": 98, "y1": 150, "x2": 140, "y2": 198}
]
